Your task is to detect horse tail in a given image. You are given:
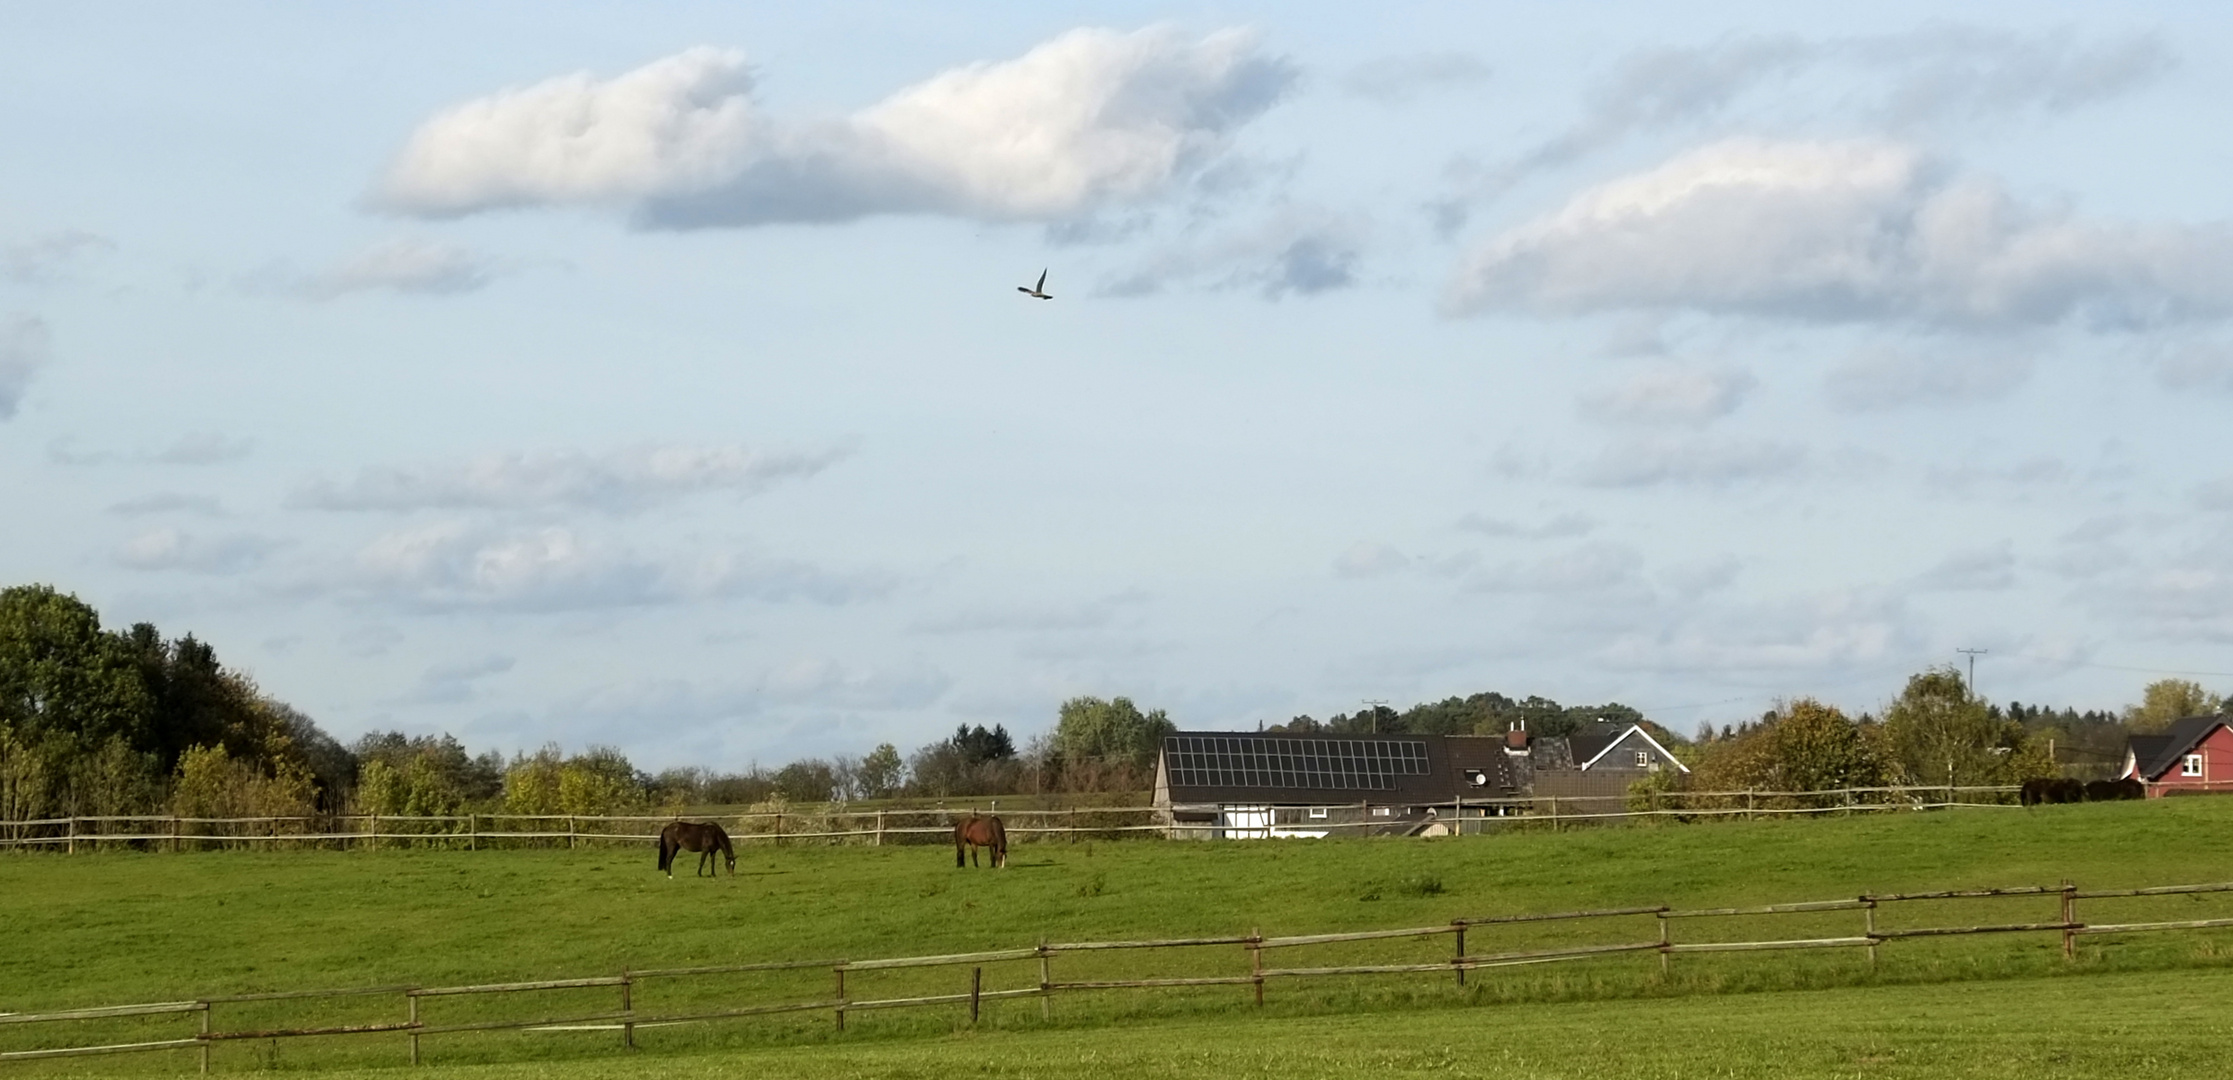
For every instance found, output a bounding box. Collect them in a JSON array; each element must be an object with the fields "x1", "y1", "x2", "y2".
[
  {"x1": 954, "y1": 819, "x2": 966, "y2": 868},
  {"x1": 656, "y1": 824, "x2": 673, "y2": 874}
]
